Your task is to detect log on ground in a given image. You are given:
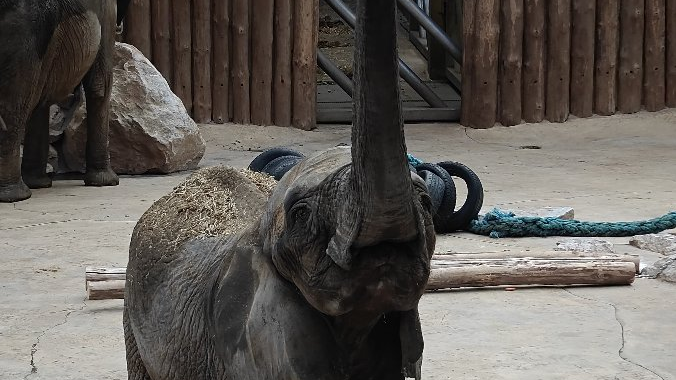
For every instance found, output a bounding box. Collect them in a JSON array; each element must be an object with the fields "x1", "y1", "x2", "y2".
[
  {"x1": 427, "y1": 257, "x2": 636, "y2": 290},
  {"x1": 87, "y1": 280, "x2": 126, "y2": 301}
]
